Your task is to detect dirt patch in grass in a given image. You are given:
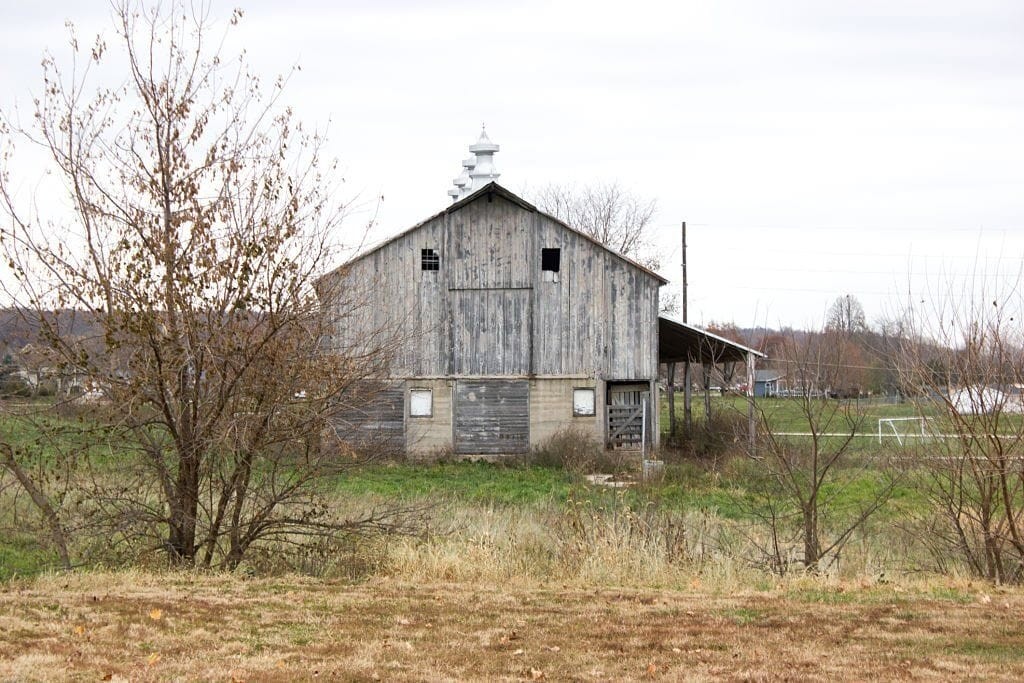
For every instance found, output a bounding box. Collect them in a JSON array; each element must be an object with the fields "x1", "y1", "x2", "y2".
[{"x1": 2, "y1": 573, "x2": 1024, "y2": 681}]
